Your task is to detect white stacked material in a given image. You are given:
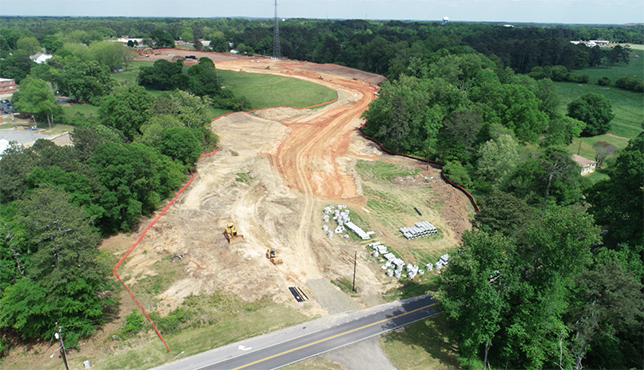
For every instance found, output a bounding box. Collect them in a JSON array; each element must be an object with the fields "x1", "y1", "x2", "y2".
[
  {"x1": 383, "y1": 252, "x2": 396, "y2": 261},
  {"x1": 327, "y1": 230, "x2": 333, "y2": 238},
  {"x1": 323, "y1": 215, "x2": 329, "y2": 222},
  {"x1": 393, "y1": 258, "x2": 405, "y2": 268},
  {"x1": 399, "y1": 221, "x2": 438, "y2": 239},
  {"x1": 372, "y1": 251, "x2": 379, "y2": 258},
  {"x1": 322, "y1": 225, "x2": 328, "y2": 231},
  {"x1": 335, "y1": 225, "x2": 346, "y2": 234},
  {"x1": 426, "y1": 263, "x2": 433, "y2": 271},
  {"x1": 343, "y1": 234, "x2": 349, "y2": 239},
  {"x1": 394, "y1": 270, "x2": 402, "y2": 279},
  {"x1": 387, "y1": 269, "x2": 394, "y2": 277},
  {"x1": 435, "y1": 262, "x2": 442, "y2": 270},
  {"x1": 345, "y1": 221, "x2": 371, "y2": 240},
  {"x1": 323, "y1": 206, "x2": 334, "y2": 213},
  {"x1": 439, "y1": 254, "x2": 450, "y2": 265},
  {"x1": 384, "y1": 260, "x2": 392, "y2": 268},
  {"x1": 419, "y1": 269, "x2": 425, "y2": 275}
]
